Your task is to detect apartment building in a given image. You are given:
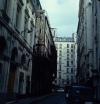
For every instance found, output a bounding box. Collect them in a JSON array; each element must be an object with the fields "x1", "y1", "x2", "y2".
[{"x1": 55, "y1": 34, "x2": 77, "y2": 87}]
